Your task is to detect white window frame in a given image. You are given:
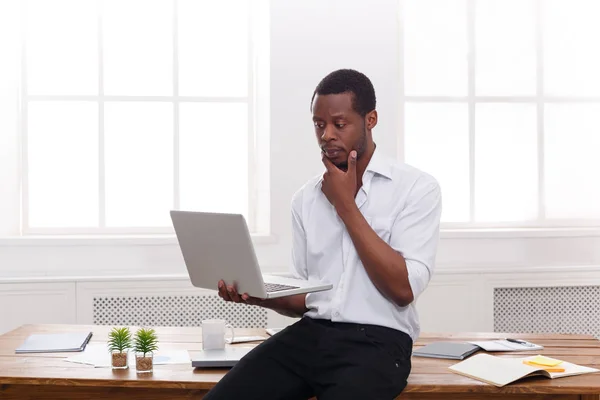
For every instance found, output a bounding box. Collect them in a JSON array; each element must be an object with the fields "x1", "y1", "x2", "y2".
[
  {"x1": 19, "y1": 0, "x2": 269, "y2": 236},
  {"x1": 398, "y1": 0, "x2": 600, "y2": 231}
]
